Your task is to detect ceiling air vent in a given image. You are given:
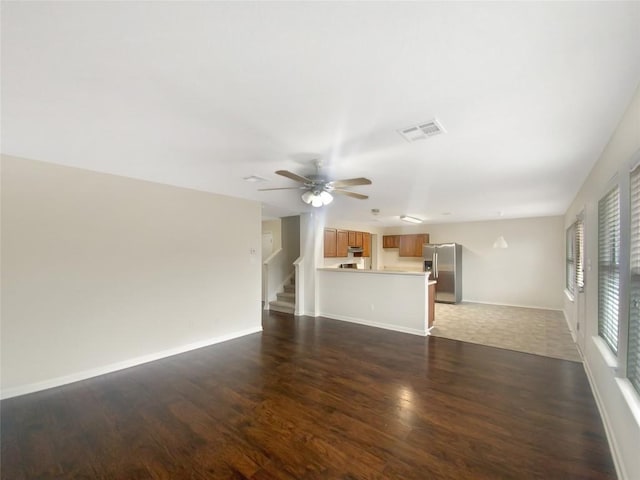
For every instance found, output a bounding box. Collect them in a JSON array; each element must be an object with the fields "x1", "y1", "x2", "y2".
[{"x1": 398, "y1": 118, "x2": 446, "y2": 142}]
